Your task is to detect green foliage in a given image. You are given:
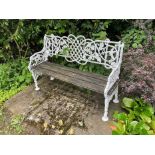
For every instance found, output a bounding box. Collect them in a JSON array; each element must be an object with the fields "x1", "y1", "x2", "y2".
[
  {"x1": 92, "y1": 31, "x2": 107, "y2": 40},
  {"x1": 1, "y1": 19, "x2": 154, "y2": 63},
  {"x1": 0, "y1": 19, "x2": 112, "y2": 62},
  {"x1": 0, "y1": 58, "x2": 32, "y2": 104},
  {"x1": 9, "y1": 114, "x2": 24, "y2": 134},
  {"x1": 112, "y1": 97, "x2": 155, "y2": 135},
  {"x1": 122, "y1": 28, "x2": 147, "y2": 50},
  {"x1": 0, "y1": 87, "x2": 25, "y2": 104},
  {"x1": 0, "y1": 58, "x2": 32, "y2": 90},
  {"x1": 78, "y1": 63, "x2": 110, "y2": 76}
]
